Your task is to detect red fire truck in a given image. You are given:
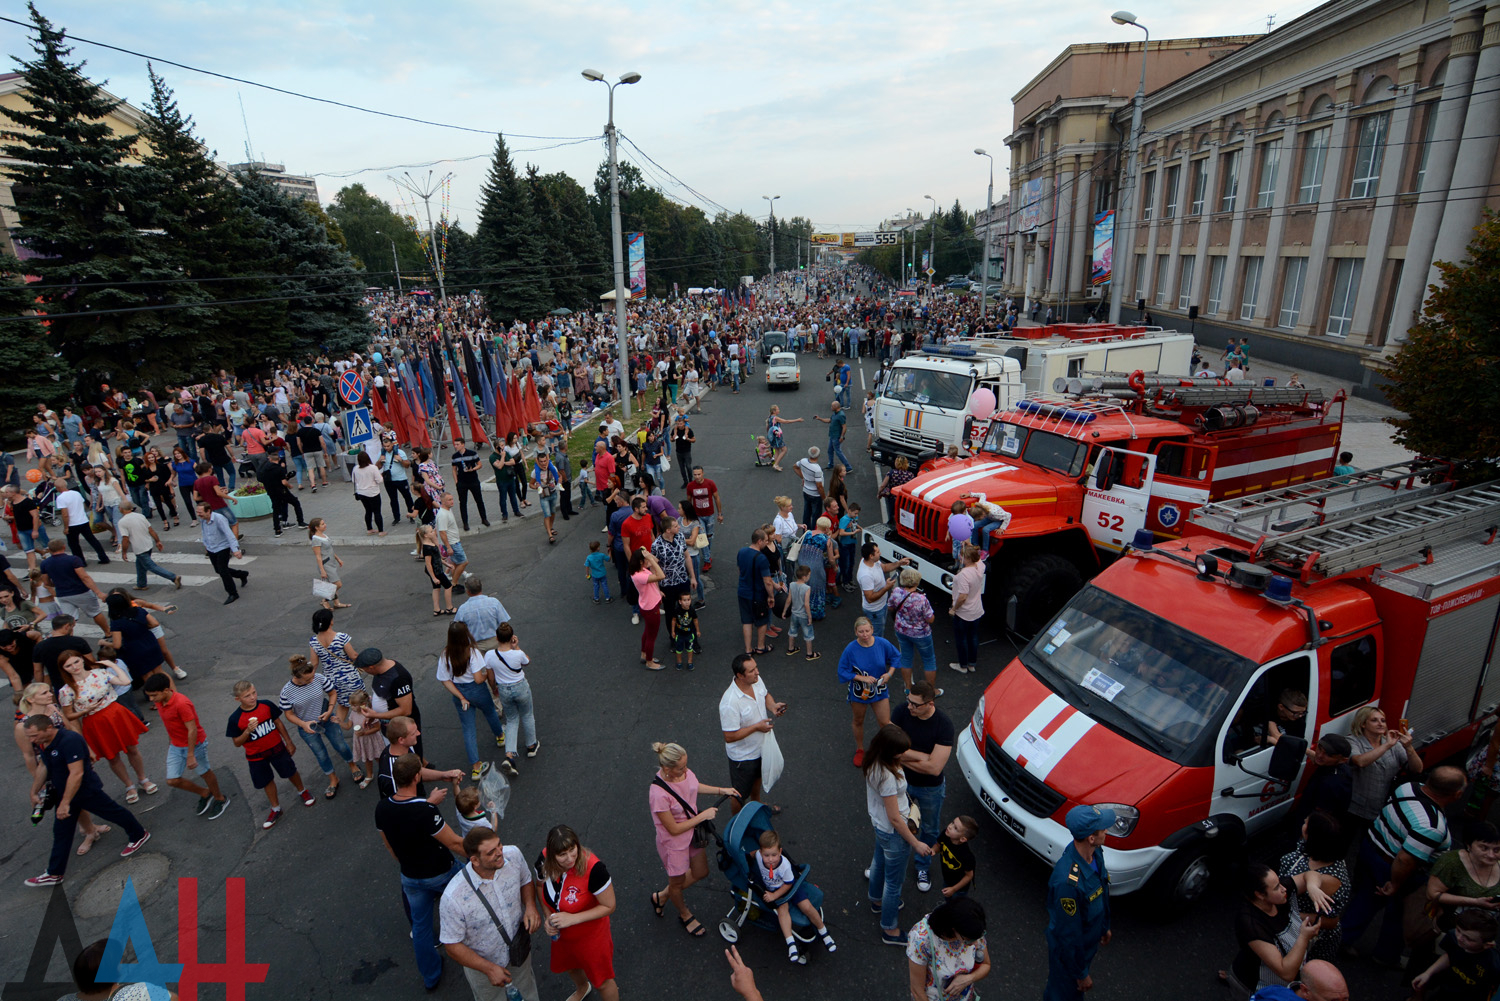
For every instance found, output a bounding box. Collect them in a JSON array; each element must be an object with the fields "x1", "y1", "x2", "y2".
[
  {"x1": 868, "y1": 375, "x2": 1345, "y2": 635},
  {"x1": 957, "y1": 461, "x2": 1500, "y2": 904}
]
